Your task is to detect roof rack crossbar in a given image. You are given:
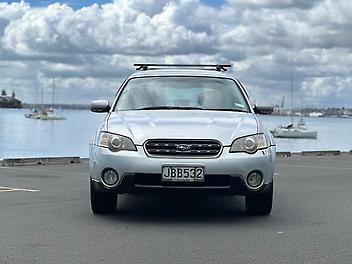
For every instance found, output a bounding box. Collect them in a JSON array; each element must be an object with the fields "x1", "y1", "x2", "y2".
[{"x1": 134, "y1": 64, "x2": 231, "y2": 72}]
